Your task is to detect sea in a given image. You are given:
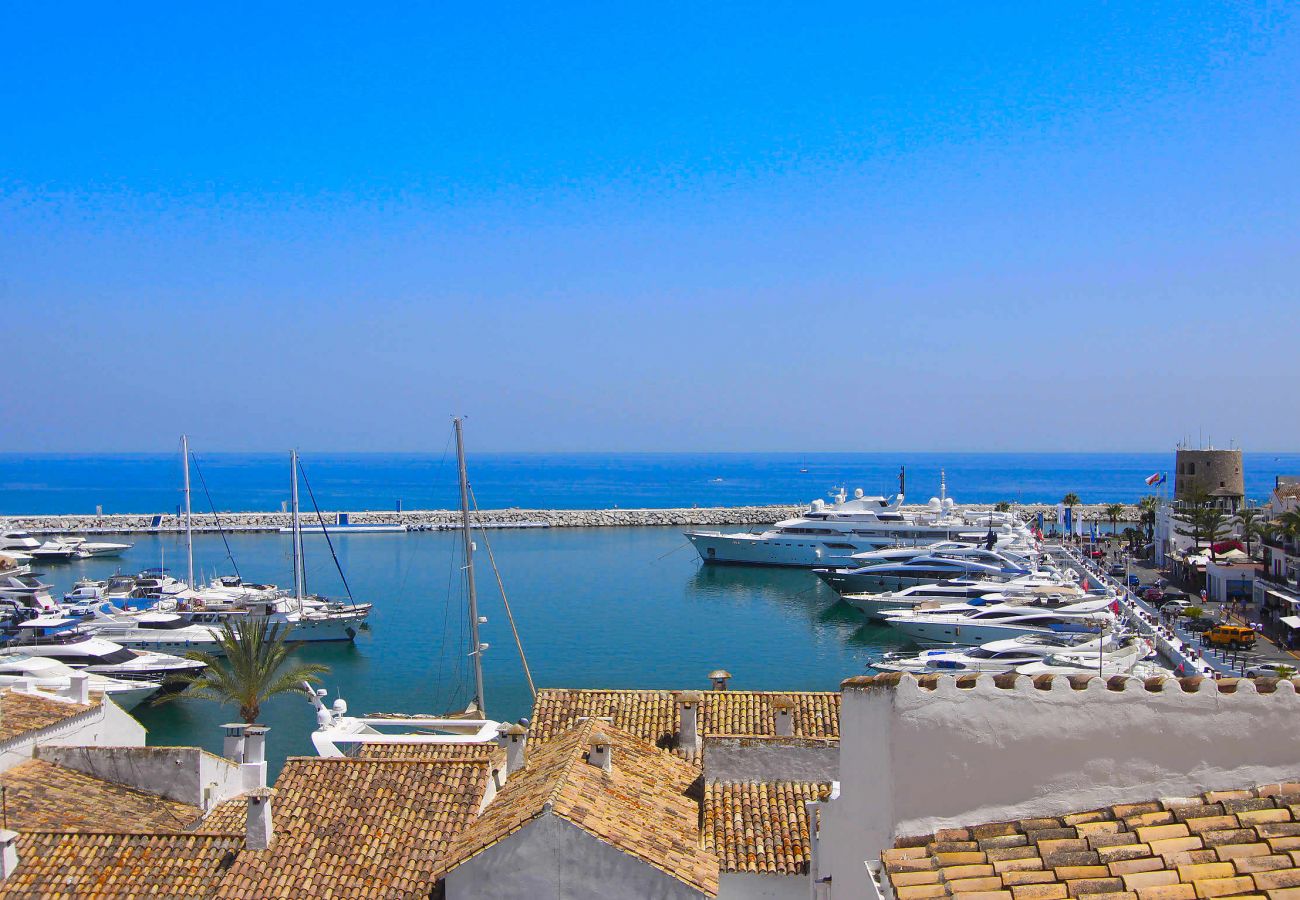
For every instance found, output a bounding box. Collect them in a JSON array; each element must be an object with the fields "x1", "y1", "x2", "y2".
[{"x1": 5, "y1": 451, "x2": 1297, "y2": 773}]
